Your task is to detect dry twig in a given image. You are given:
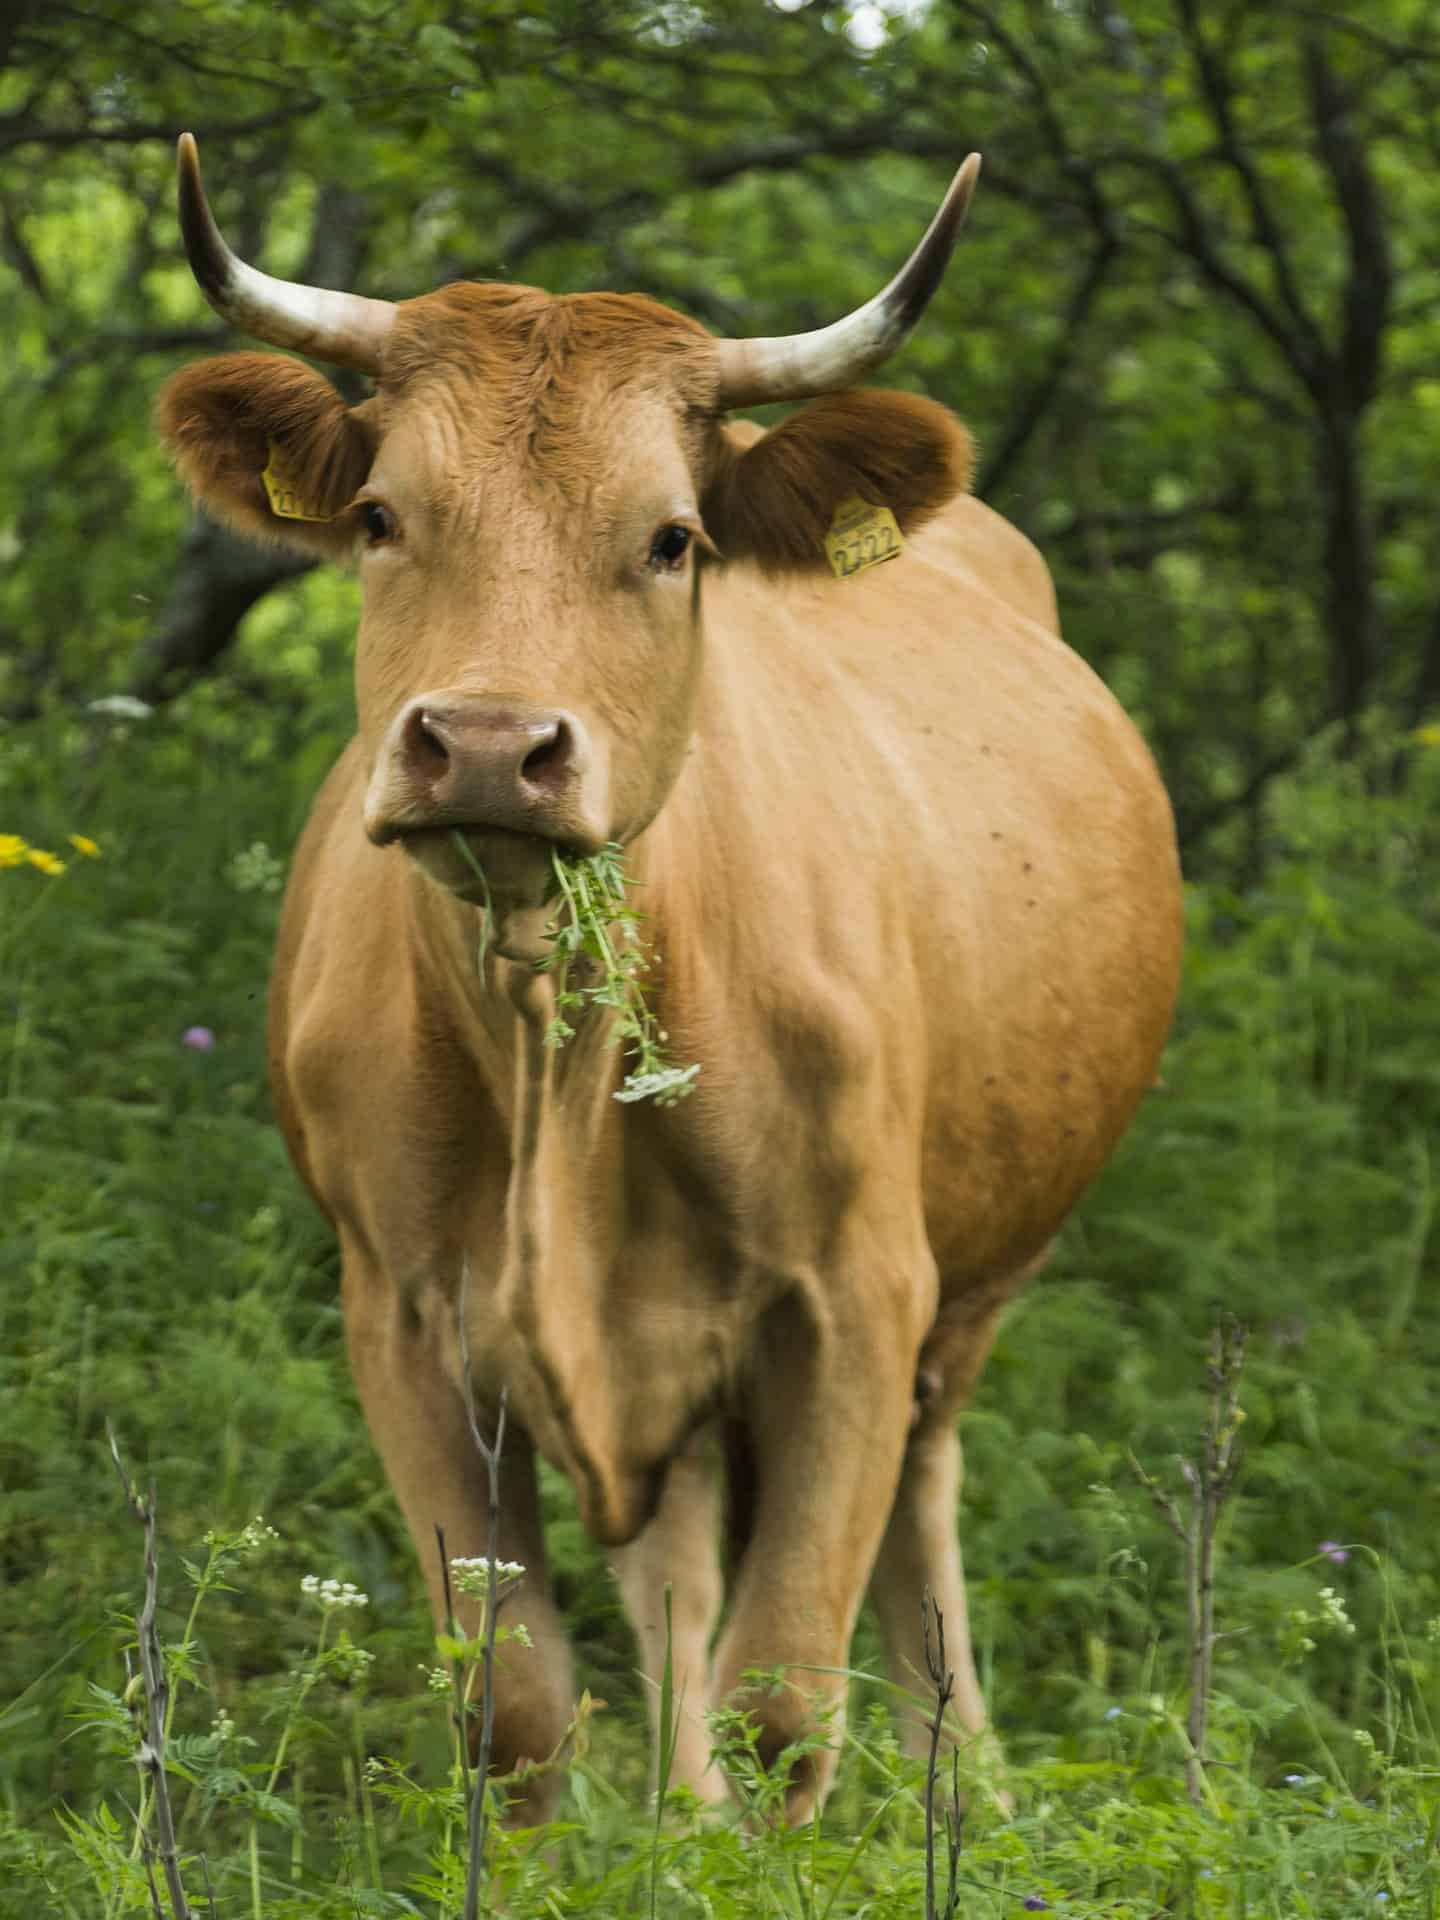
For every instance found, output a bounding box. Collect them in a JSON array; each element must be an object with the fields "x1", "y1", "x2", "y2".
[
  {"x1": 921, "y1": 1590, "x2": 964, "y2": 1920},
  {"x1": 458, "y1": 1264, "x2": 509, "y2": 1920},
  {"x1": 1129, "y1": 1317, "x2": 1247, "y2": 1806},
  {"x1": 106, "y1": 1422, "x2": 215, "y2": 1920}
]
